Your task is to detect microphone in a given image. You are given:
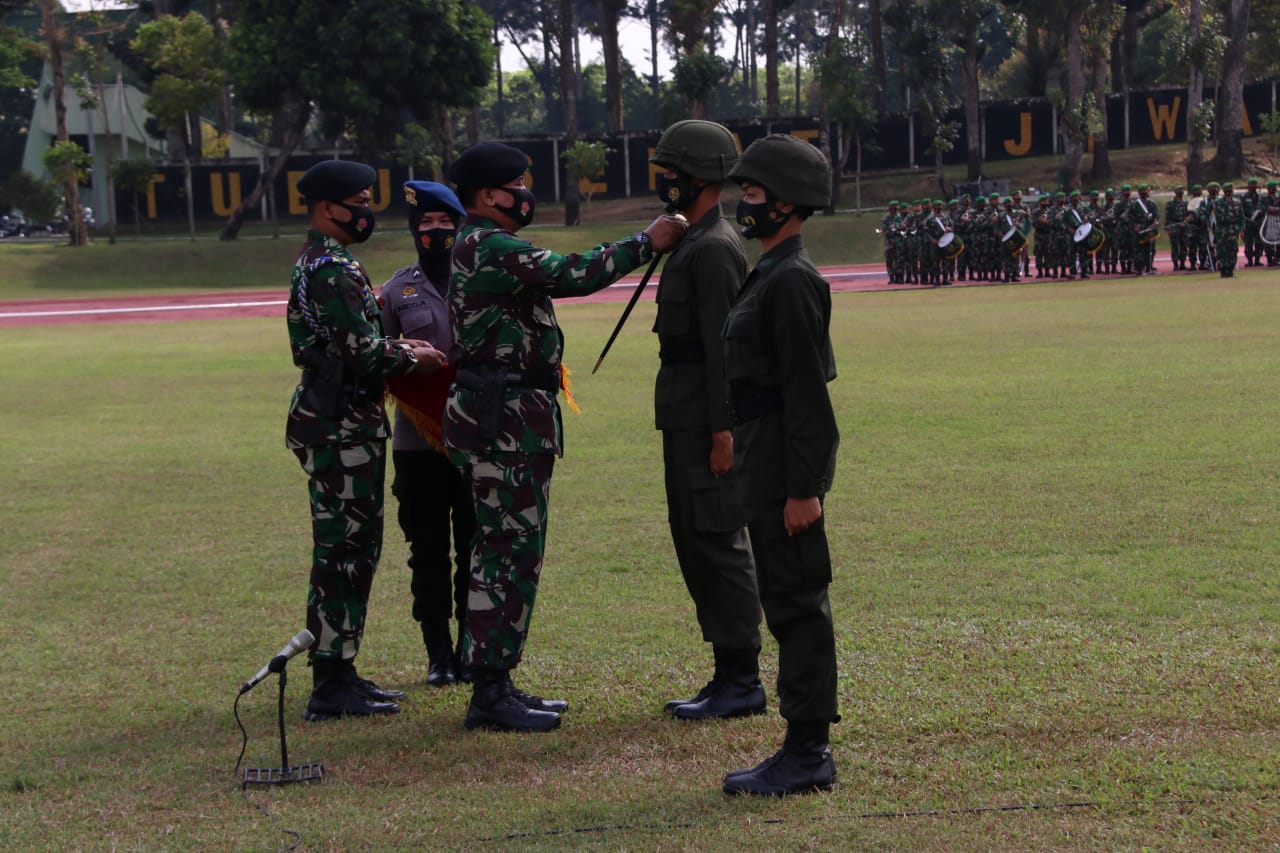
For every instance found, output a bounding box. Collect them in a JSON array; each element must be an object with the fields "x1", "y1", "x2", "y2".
[{"x1": 239, "y1": 629, "x2": 315, "y2": 695}]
